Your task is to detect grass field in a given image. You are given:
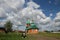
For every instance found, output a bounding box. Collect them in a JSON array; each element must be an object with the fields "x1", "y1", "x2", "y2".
[{"x1": 0, "y1": 32, "x2": 60, "y2": 40}]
